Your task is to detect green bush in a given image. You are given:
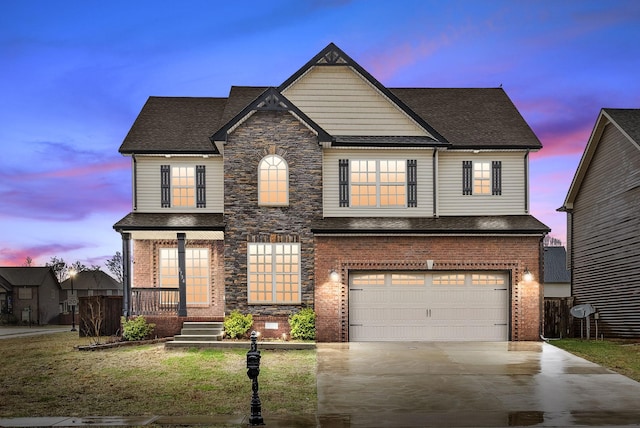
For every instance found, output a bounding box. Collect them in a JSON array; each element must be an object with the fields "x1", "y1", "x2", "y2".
[
  {"x1": 289, "y1": 308, "x2": 316, "y2": 340},
  {"x1": 224, "y1": 310, "x2": 253, "y2": 339},
  {"x1": 121, "y1": 316, "x2": 156, "y2": 341}
]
